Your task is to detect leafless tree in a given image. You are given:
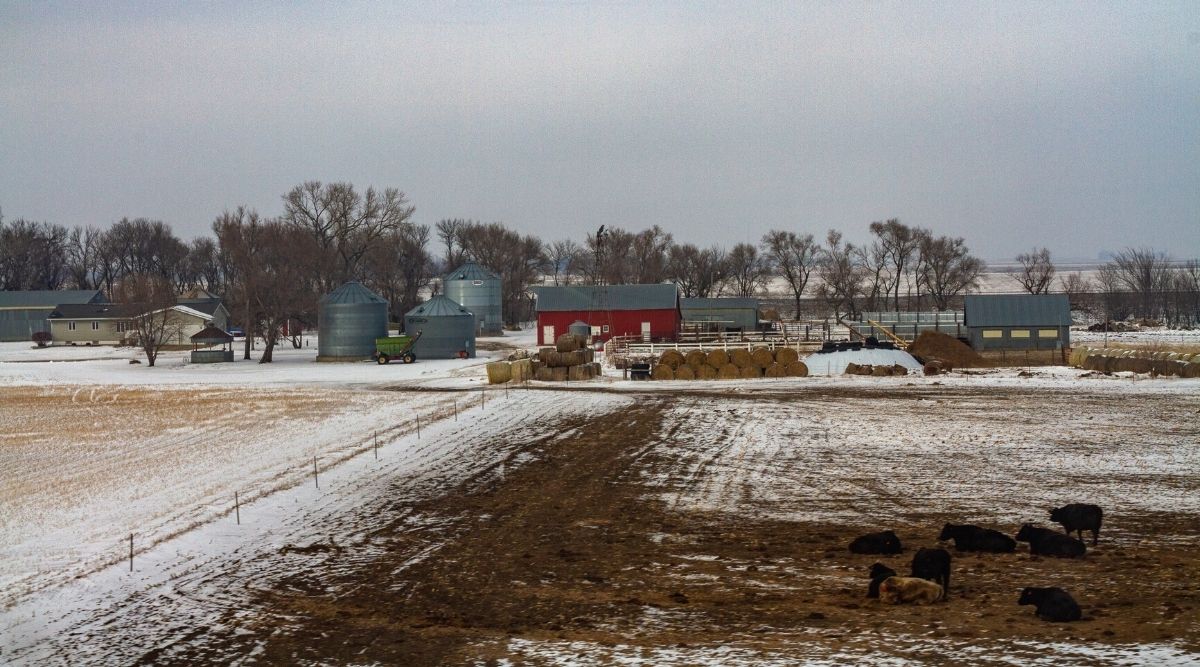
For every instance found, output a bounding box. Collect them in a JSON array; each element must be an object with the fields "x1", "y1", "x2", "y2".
[
  {"x1": 1058, "y1": 271, "x2": 1093, "y2": 314},
  {"x1": 546, "y1": 239, "x2": 586, "y2": 286},
  {"x1": 762, "y1": 230, "x2": 819, "y2": 318},
  {"x1": 213, "y1": 207, "x2": 265, "y2": 359},
  {"x1": 1013, "y1": 247, "x2": 1056, "y2": 294},
  {"x1": 65, "y1": 225, "x2": 103, "y2": 290},
  {"x1": 458, "y1": 222, "x2": 547, "y2": 326},
  {"x1": 103, "y1": 218, "x2": 188, "y2": 288},
  {"x1": 724, "y1": 243, "x2": 770, "y2": 297},
  {"x1": 181, "y1": 237, "x2": 224, "y2": 294},
  {"x1": 1106, "y1": 247, "x2": 1173, "y2": 320},
  {"x1": 436, "y1": 218, "x2": 471, "y2": 271},
  {"x1": 0, "y1": 218, "x2": 69, "y2": 290},
  {"x1": 584, "y1": 226, "x2": 636, "y2": 285},
  {"x1": 114, "y1": 274, "x2": 181, "y2": 367},
  {"x1": 363, "y1": 224, "x2": 435, "y2": 321},
  {"x1": 250, "y1": 222, "x2": 321, "y2": 363},
  {"x1": 916, "y1": 234, "x2": 984, "y2": 310},
  {"x1": 868, "y1": 219, "x2": 921, "y2": 310},
  {"x1": 666, "y1": 244, "x2": 727, "y2": 298},
  {"x1": 856, "y1": 239, "x2": 890, "y2": 313},
  {"x1": 816, "y1": 230, "x2": 866, "y2": 319},
  {"x1": 281, "y1": 181, "x2": 416, "y2": 290},
  {"x1": 629, "y1": 226, "x2": 674, "y2": 284}
]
